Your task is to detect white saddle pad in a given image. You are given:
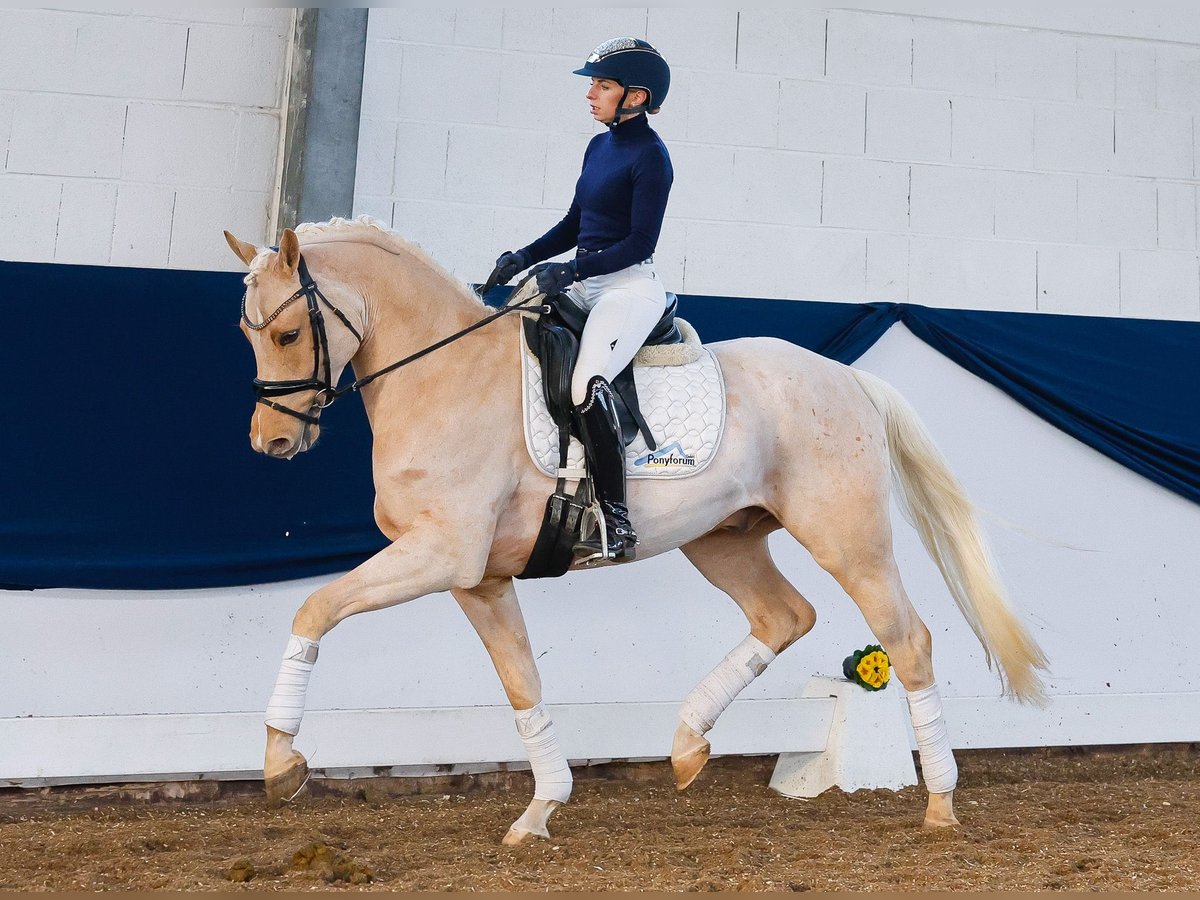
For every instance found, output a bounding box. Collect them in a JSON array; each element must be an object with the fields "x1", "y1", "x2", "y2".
[{"x1": 521, "y1": 324, "x2": 726, "y2": 479}]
